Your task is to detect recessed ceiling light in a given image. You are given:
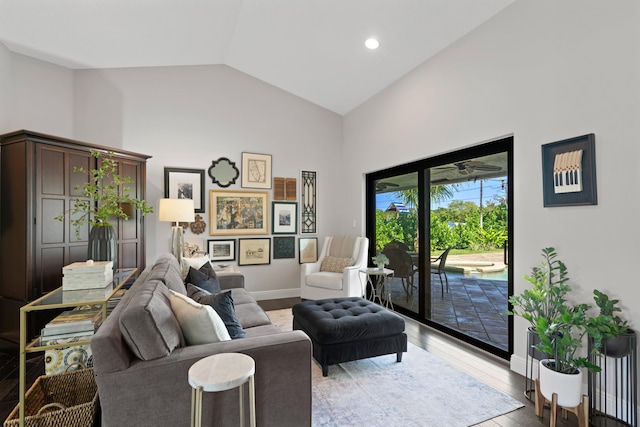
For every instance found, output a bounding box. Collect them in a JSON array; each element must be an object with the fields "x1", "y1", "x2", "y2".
[{"x1": 365, "y1": 38, "x2": 379, "y2": 50}]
